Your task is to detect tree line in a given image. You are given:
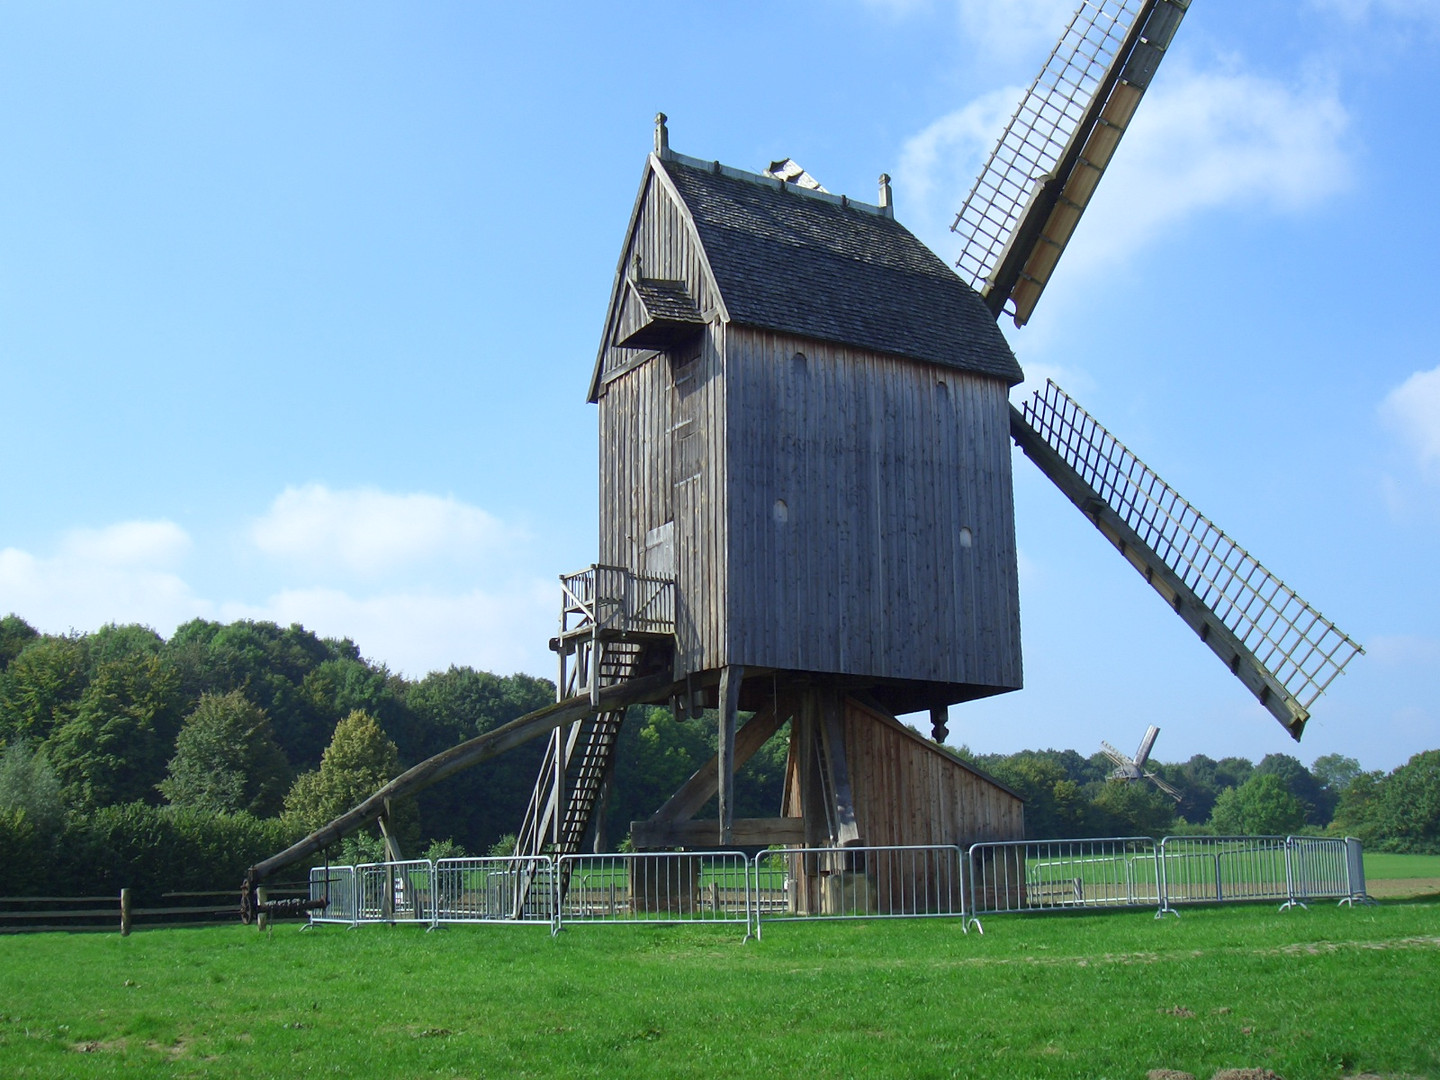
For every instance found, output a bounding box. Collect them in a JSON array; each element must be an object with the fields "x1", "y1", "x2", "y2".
[
  {"x1": 1, "y1": 613, "x2": 1435, "y2": 899},
  {"x1": 956, "y1": 743, "x2": 1438, "y2": 851}
]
